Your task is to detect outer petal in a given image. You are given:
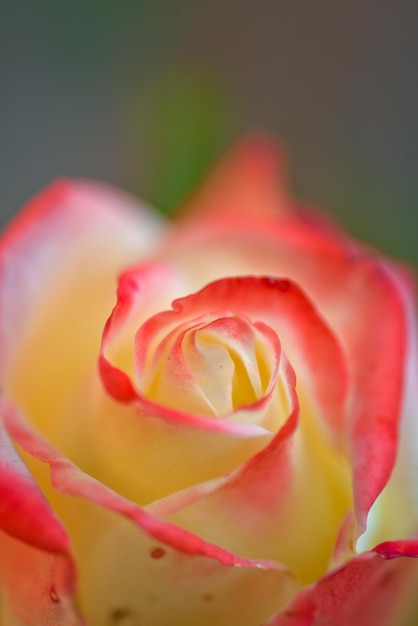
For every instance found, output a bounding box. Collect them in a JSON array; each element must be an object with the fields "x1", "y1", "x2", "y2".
[
  {"x1": 177, "y1": 134, "x2": 291, "y2": 219},
  {"x1": 0, "y1": 409, "x2": 81, "y2": 625},
  {"x1": 357, "y1": 268, "x2": 418, "y2": 549},
  {"x1": 0, "y1": 180, "x2": 163, "y2": 623},
  {"x1": 166, "y1": 146, "x2": 406, "y2": 537},
  {"x1": 2, "y1": 398, "x2": 301, "y2": 626},
  {"x1": 266, "y1": 547, "x2": 418, "y2": 626},
  {"x1": 0, "y1": 178, "x2": 164, "y2": 452}
]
